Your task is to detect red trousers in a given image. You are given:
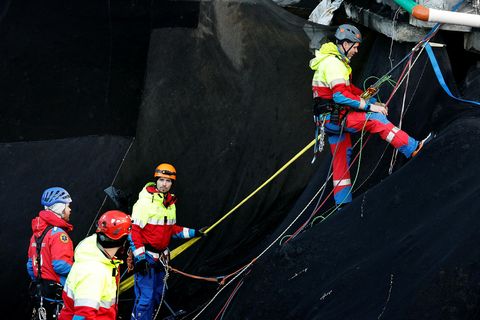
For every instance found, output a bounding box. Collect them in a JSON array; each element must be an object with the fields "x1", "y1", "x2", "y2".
[{"x1": 324, "y1": 111, "x2": 418, "y2": 205}]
